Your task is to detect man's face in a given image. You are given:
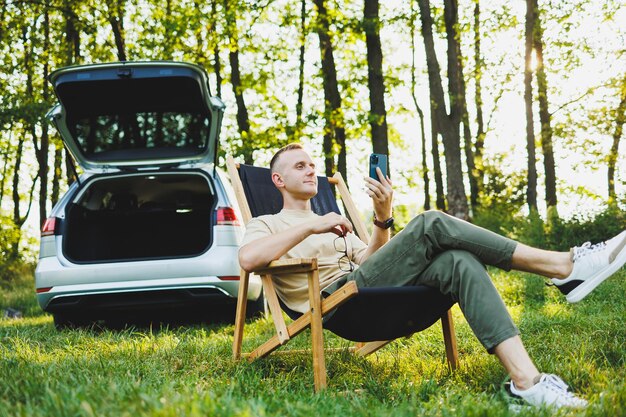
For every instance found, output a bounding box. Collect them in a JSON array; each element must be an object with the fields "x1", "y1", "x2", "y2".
[{"x1": 272, "y1": 149, "x2": 318, "y2": 199}]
